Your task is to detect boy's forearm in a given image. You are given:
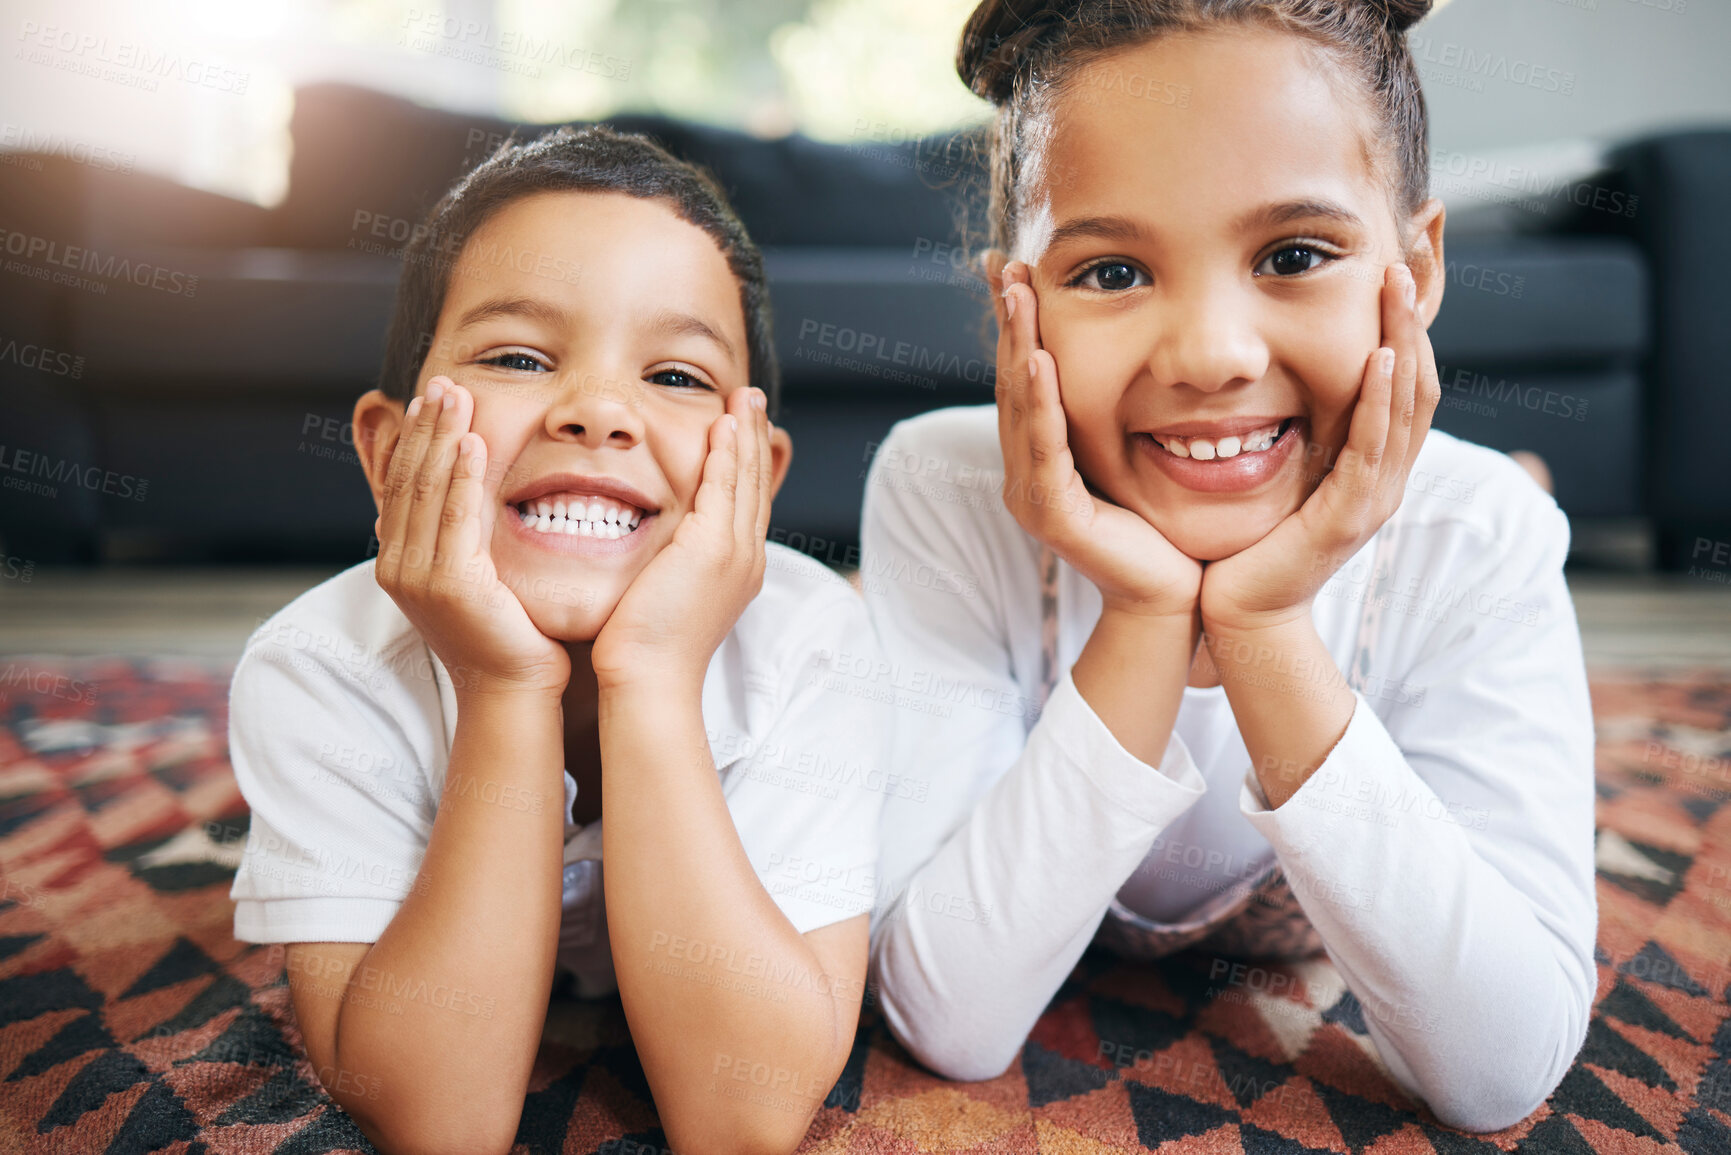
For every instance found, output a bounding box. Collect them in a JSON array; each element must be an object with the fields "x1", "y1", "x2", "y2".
[
  {"x1": 333, "y1": 688, "x2": 567, "y2": 1153},
  {"x1": 599, "y1": 681, "x2": 859, "y2": 1154}
]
